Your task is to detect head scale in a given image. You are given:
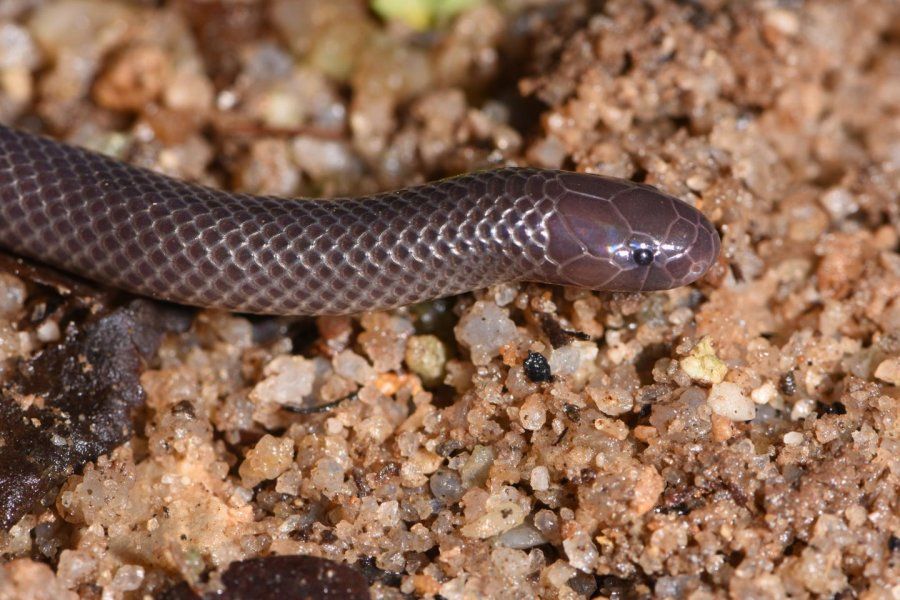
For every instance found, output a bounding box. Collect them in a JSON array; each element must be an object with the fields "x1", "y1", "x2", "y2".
[{"x1": 537, "y1": 172, "x2": 720, "y2": 292}]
